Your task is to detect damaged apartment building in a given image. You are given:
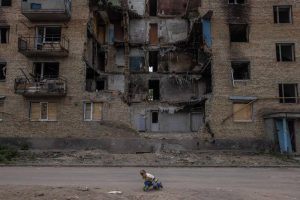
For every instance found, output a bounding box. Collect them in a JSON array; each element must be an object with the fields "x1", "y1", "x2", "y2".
[
  {"x1": 1, "y1": 0, "x2": 300, "y2": 154},
  {"x1": 87, "y1": 0, "x2": 211, "y2": 133}
]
